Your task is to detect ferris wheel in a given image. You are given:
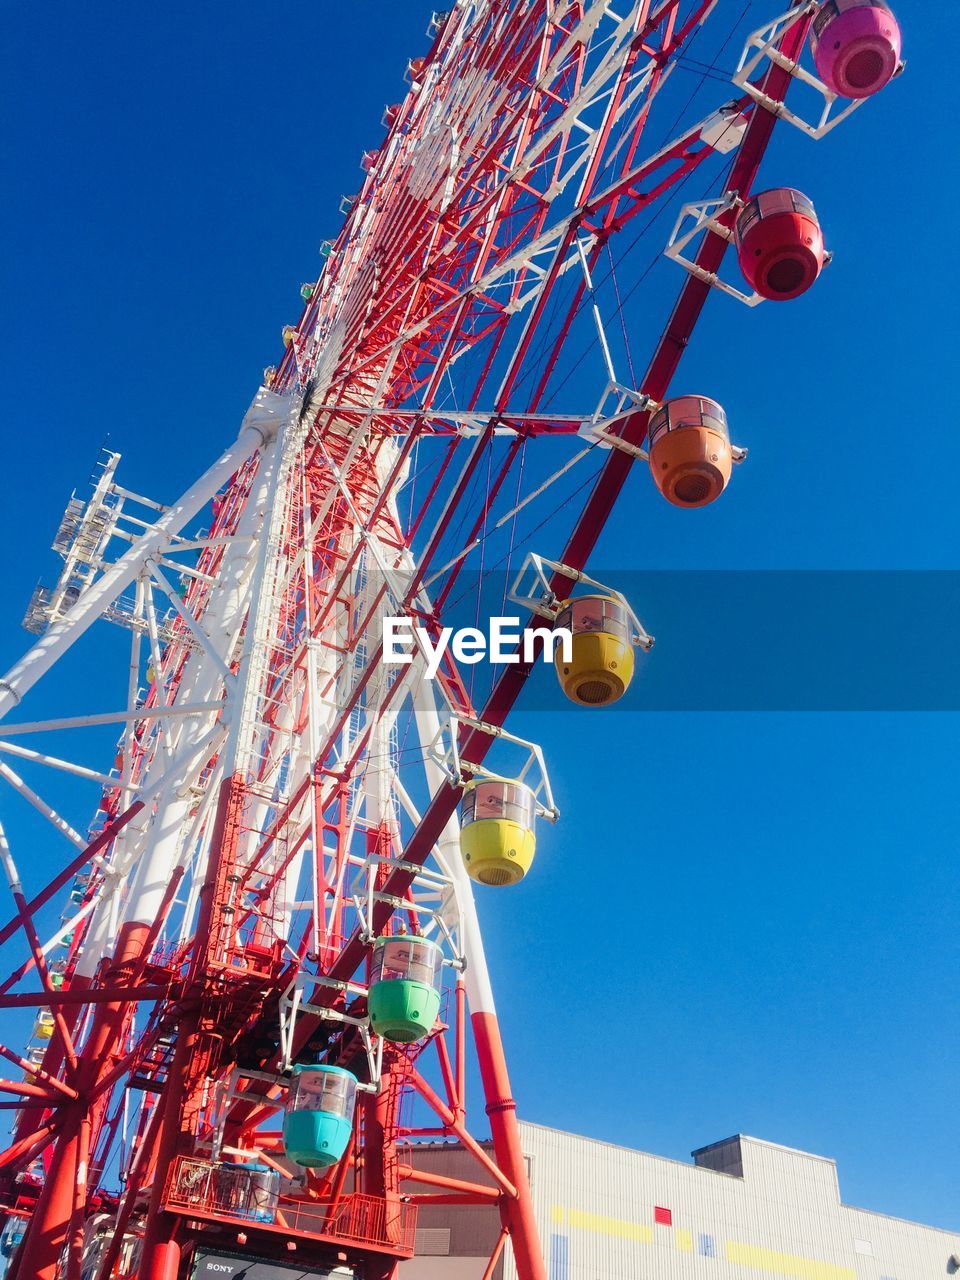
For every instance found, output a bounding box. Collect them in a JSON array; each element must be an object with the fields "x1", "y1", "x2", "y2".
[{"x1": 0, "y1": 2, "x2": 903, "y2": 1279}]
